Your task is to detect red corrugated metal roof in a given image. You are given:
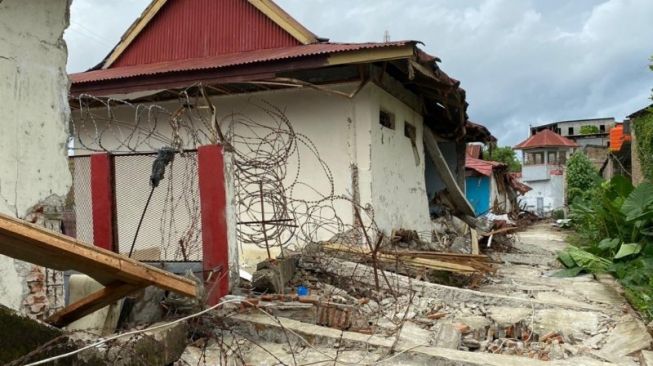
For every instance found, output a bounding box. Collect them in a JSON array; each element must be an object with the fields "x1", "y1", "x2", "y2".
[
  {"x1": 465, "y1": 157, "x2": 505, "y2": 176},
  {"x1": 113, "y1": 0, "x2": 302, "y2": 67},
  {"x1": 71, "y1": 41, "x2": 414, "y2": 84},
  {"x1": 514, "y1": 129, "x2": 578, "y2": 150}
]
